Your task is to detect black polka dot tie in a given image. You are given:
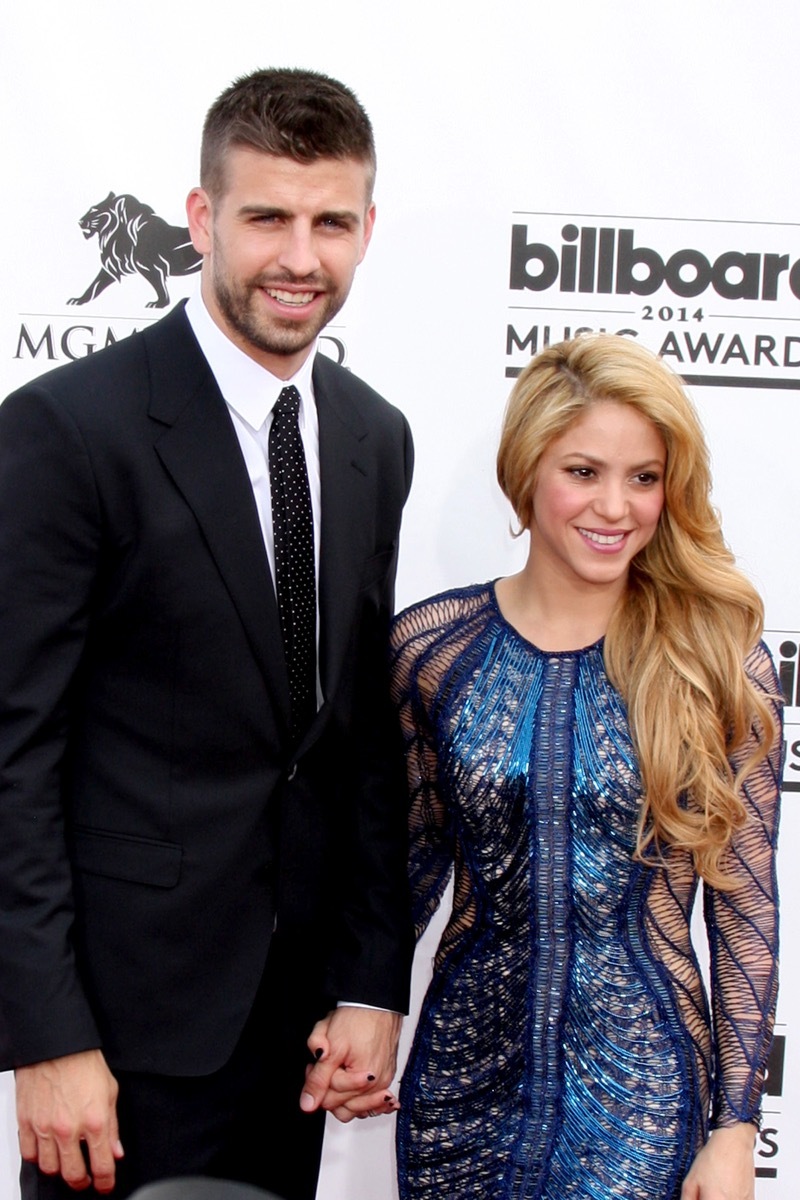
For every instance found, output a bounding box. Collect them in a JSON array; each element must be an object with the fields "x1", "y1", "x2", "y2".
[{"x1": 268, "y1": 385, "x2": 316, "y2": 742}]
